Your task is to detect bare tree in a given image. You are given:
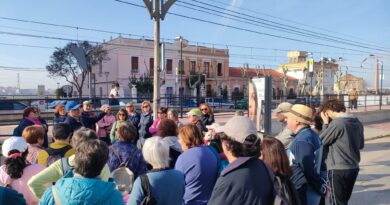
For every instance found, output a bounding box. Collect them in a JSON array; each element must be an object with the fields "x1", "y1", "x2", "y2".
[{"x1": 46, "y1": 41, "x2": 108, "y2": 98}]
